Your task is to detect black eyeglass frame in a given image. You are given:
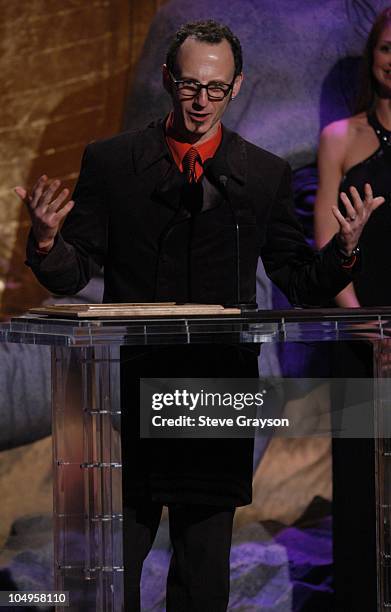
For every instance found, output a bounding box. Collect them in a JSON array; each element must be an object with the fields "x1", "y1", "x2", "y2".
[{"x1": 168, "y1": 70, "x2": 236, "y2": 100}]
